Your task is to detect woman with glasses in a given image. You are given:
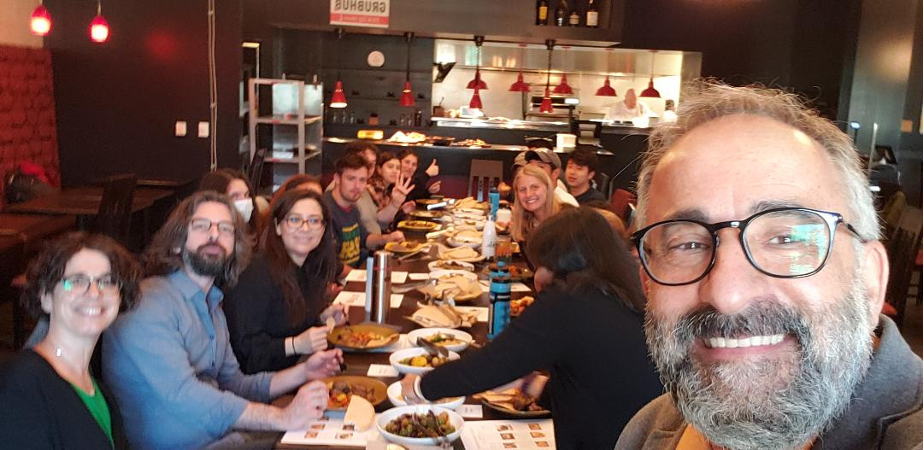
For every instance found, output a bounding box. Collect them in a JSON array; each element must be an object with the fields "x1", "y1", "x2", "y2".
[
  {"x1": 401, "y1": 208, "x2": 662, "y2": 449},
  {"x1": 0, "y1": 232, "x2": 141, "y2": 449},
  {"x1": 224, "y1": 189, "x2": 347, "y2": 374}
]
